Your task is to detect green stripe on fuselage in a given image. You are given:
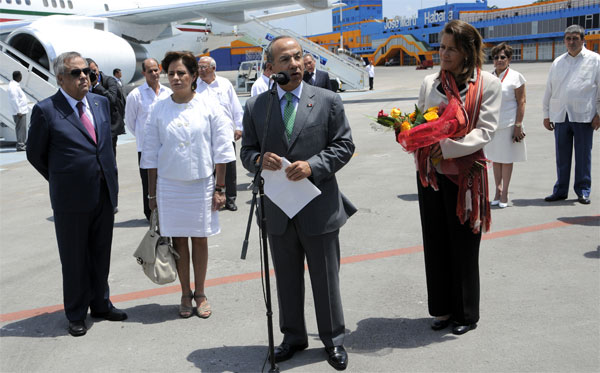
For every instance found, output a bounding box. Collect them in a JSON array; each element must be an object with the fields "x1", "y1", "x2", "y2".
[{"x1": 0, "y1": 8, "x2": 70, "y2": 17}]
